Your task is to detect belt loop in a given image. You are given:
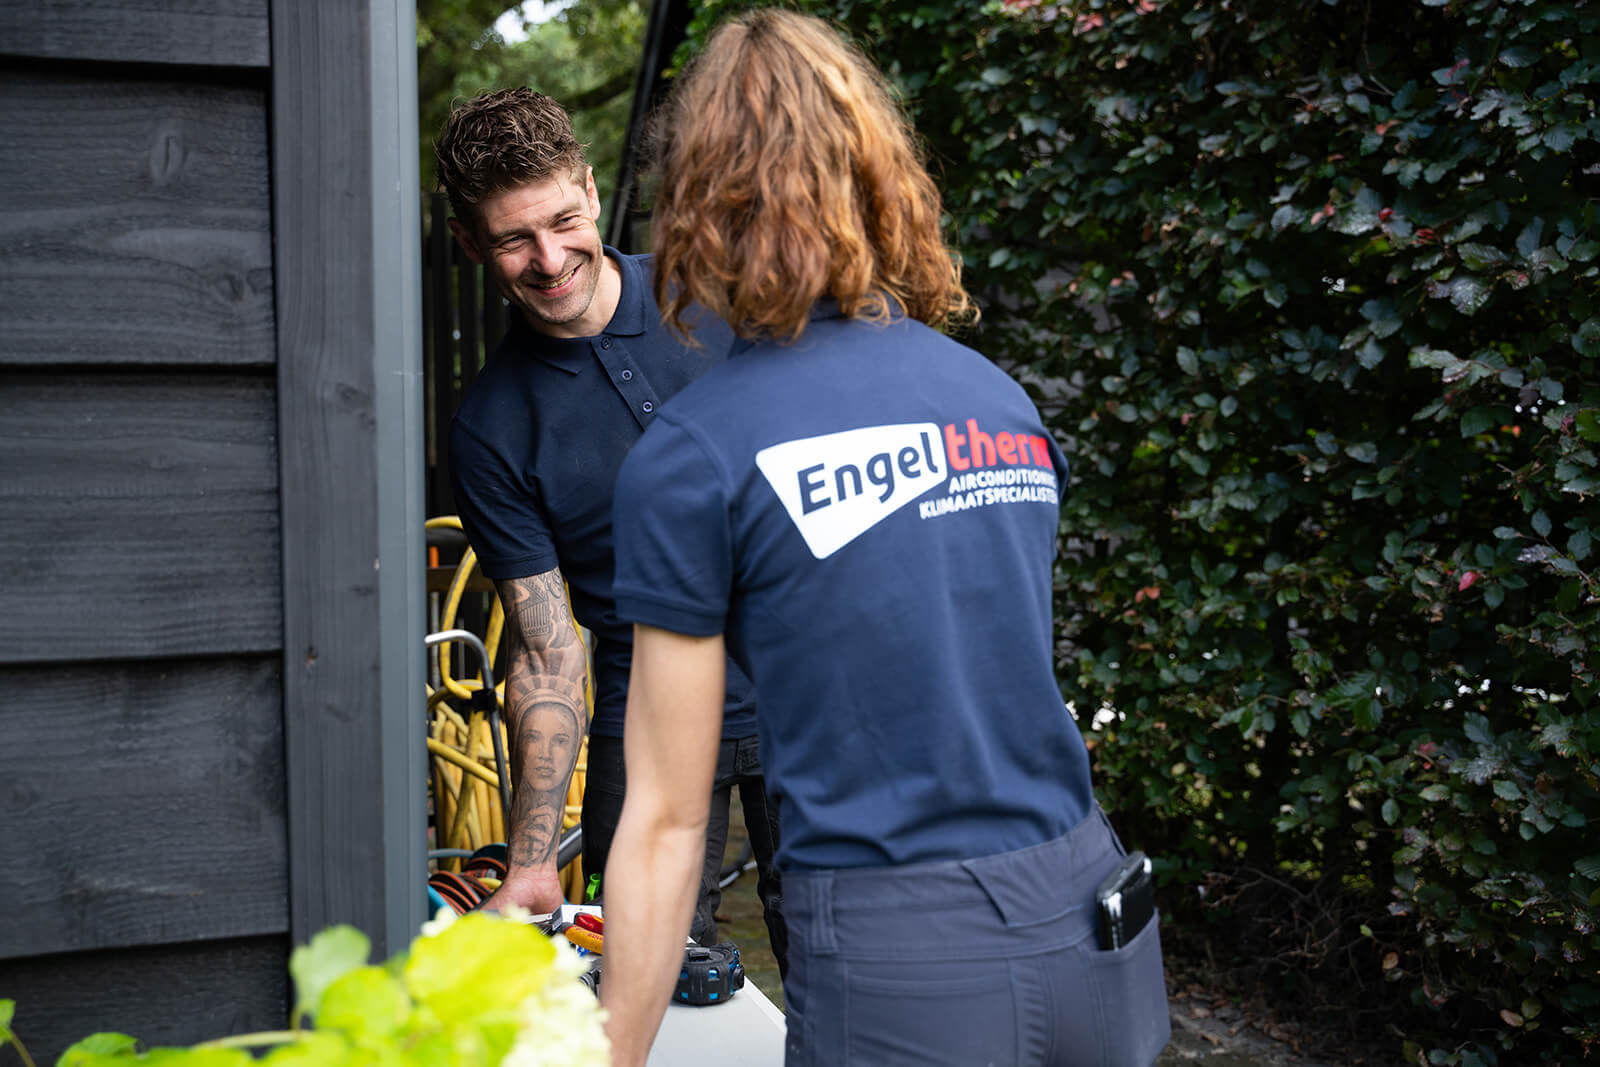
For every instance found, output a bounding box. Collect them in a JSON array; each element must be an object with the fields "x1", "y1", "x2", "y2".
[{"x1": 809, "y1": 872, "x2": 839, "y2": 956}]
